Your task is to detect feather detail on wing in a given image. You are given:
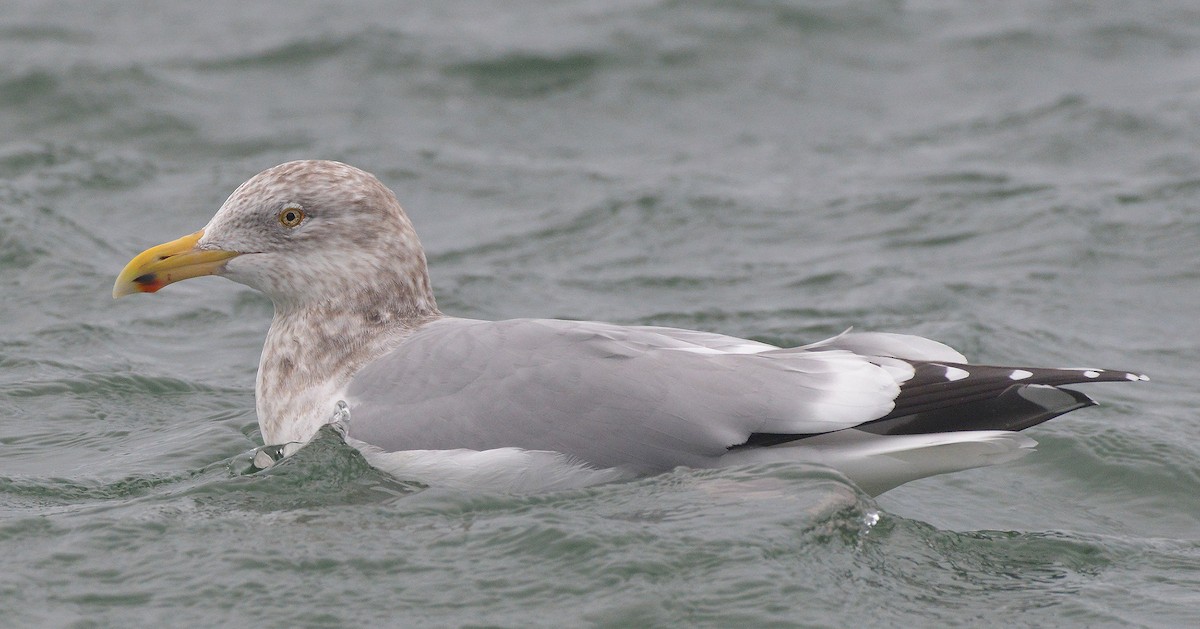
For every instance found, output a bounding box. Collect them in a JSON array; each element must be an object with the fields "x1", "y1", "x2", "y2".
[{"x1": 343, "y1": 319, "x2": 905, "y2": 470}]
